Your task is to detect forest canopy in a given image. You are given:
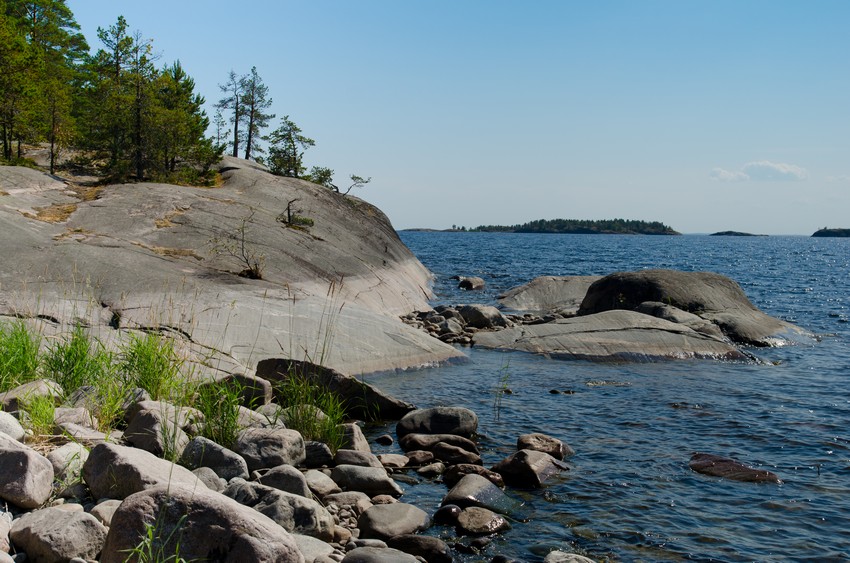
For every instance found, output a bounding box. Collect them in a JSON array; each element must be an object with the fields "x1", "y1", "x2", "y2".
[{"x1": 472, "y1": 218, "x2": 680, "y2": 235}]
